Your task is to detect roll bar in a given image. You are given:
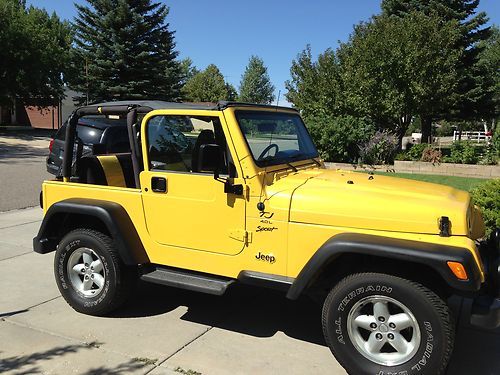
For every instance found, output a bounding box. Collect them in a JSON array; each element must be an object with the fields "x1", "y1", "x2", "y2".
[{"x1": 62, "y1": 104, "x2": 152, "y2": 185}]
